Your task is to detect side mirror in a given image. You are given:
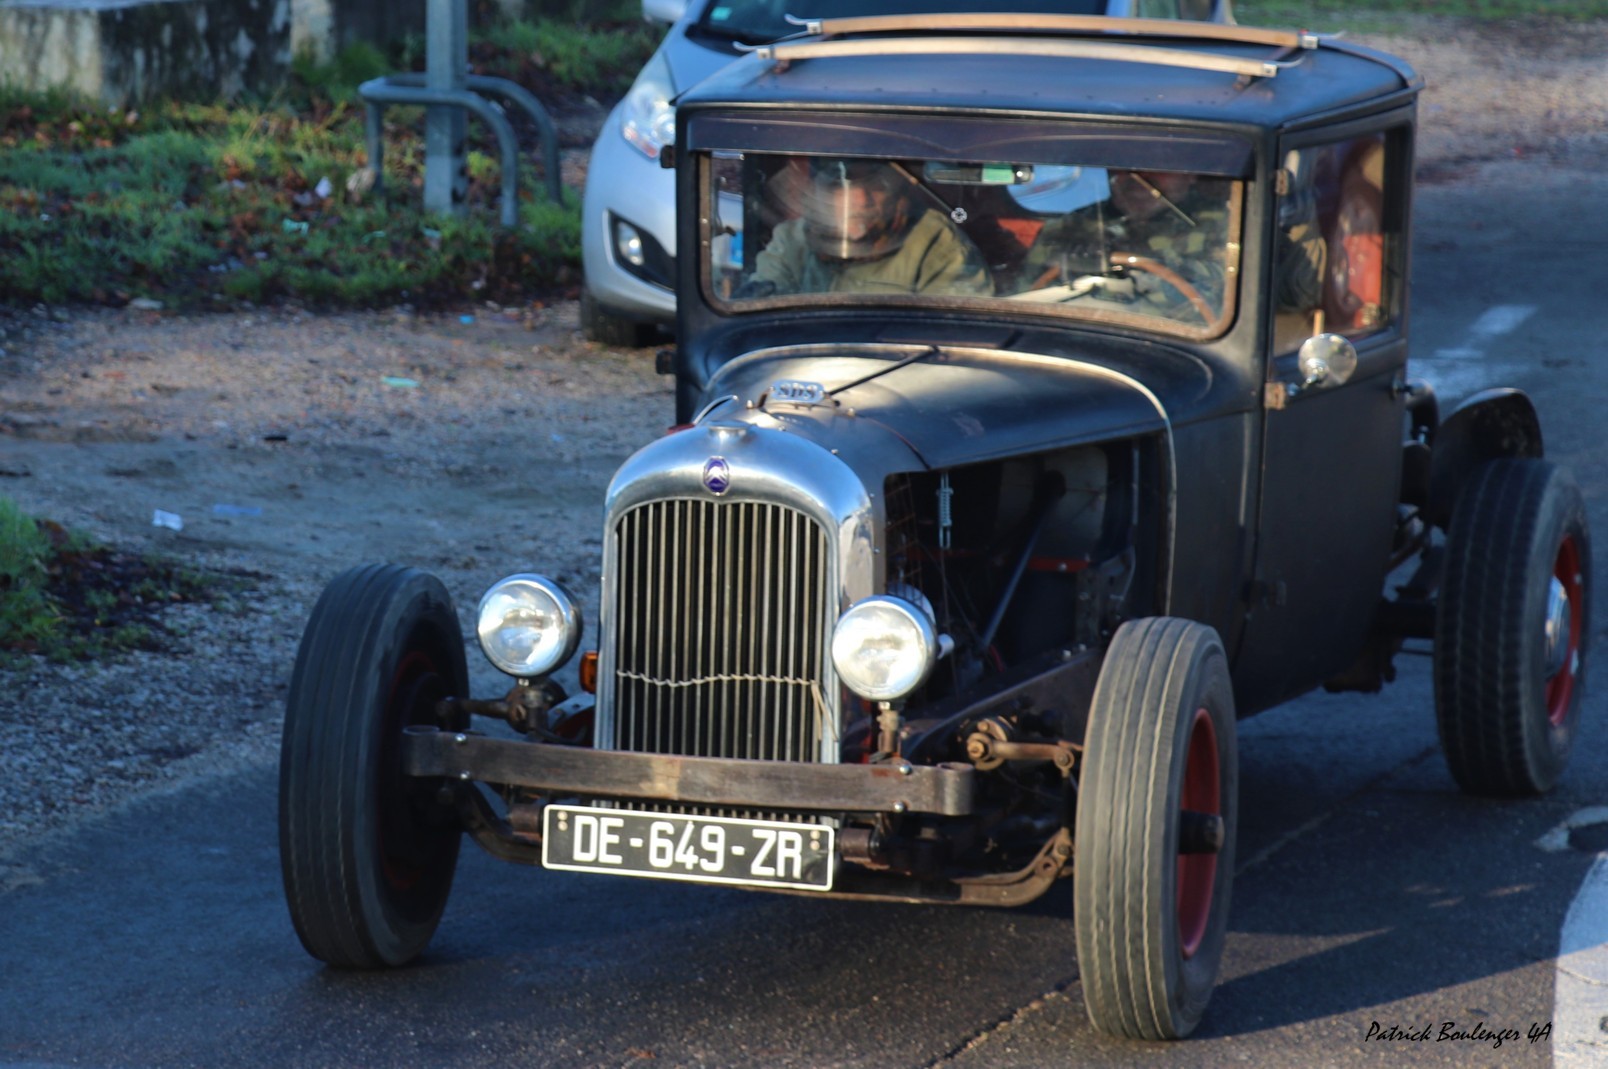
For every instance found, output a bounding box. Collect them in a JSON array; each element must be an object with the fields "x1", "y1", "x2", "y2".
[
  {"x1": 642, "y1": 0, "x2": 688, "y2": 25},
  {"x1": 1296, "y1": 333, "x2": 1359, "y2": 390}
]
